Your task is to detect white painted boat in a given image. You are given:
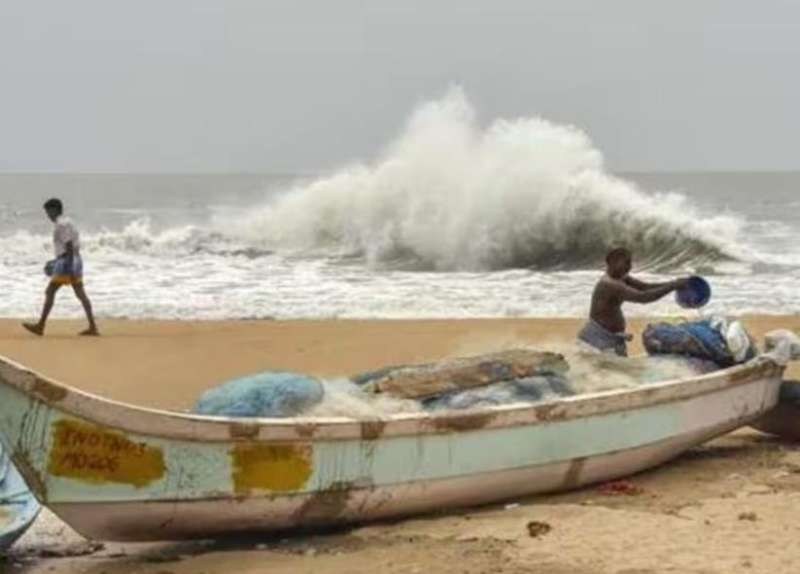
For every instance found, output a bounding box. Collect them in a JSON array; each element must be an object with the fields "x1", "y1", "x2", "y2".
[
  {"x1": 0, "y1": 354, "x2": 785, "y2": 542},
  {"x1": 0, "y1": 445, "x2": 41, "y2": 551}
]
